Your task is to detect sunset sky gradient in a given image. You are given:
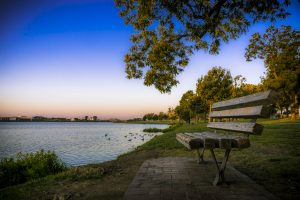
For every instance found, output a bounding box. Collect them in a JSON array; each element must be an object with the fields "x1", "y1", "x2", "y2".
[{"x1": 1, "y1": 0, "x2": 299, "y2": 119}]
